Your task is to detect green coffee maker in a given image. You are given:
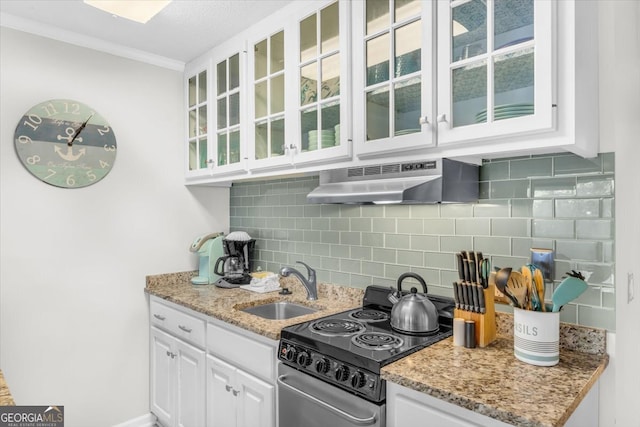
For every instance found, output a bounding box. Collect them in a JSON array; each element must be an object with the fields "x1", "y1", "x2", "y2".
[{"x1": 189, "y1": 232, "x2": 224, "y2": 285}]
